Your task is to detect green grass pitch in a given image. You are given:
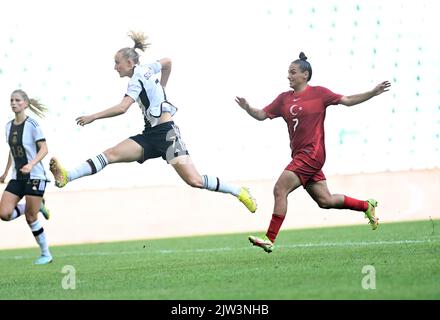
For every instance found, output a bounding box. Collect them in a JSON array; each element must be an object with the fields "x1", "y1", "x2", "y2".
[{"x1": 0, "y1": 220, "x2": 439, "y2": 300}]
